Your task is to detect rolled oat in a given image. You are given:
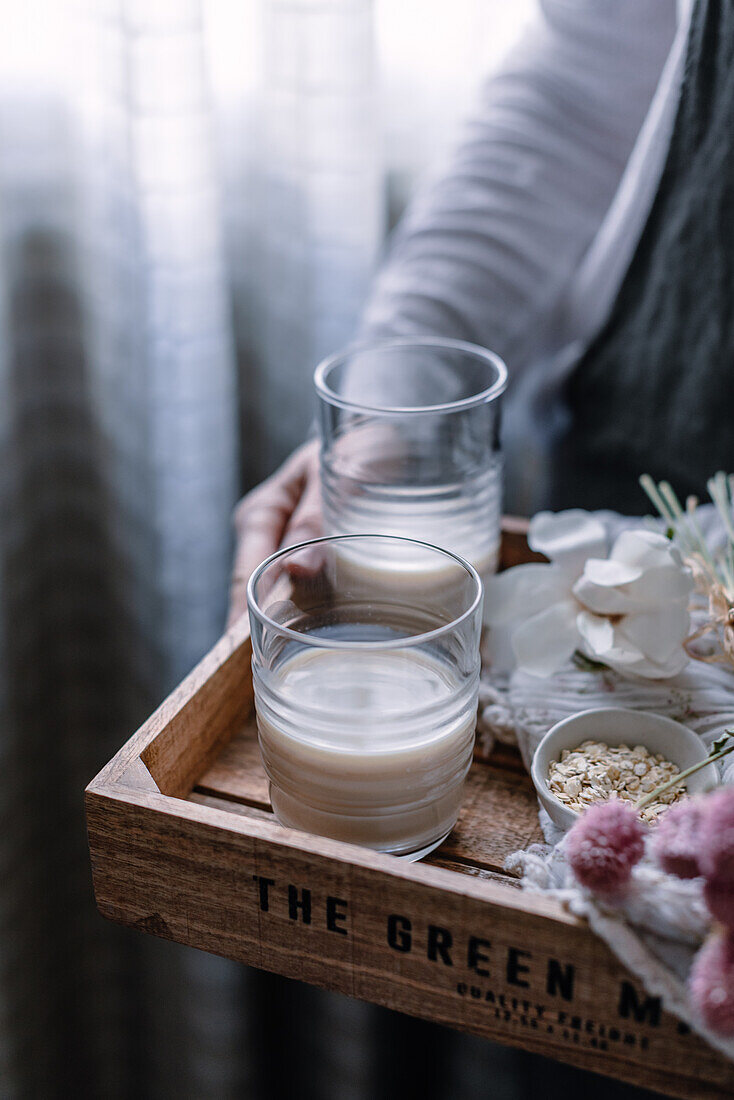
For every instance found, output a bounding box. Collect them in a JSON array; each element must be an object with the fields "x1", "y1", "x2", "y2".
[{"x1": 547, "y1": 739, "x2": 686, "y2": 824}]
